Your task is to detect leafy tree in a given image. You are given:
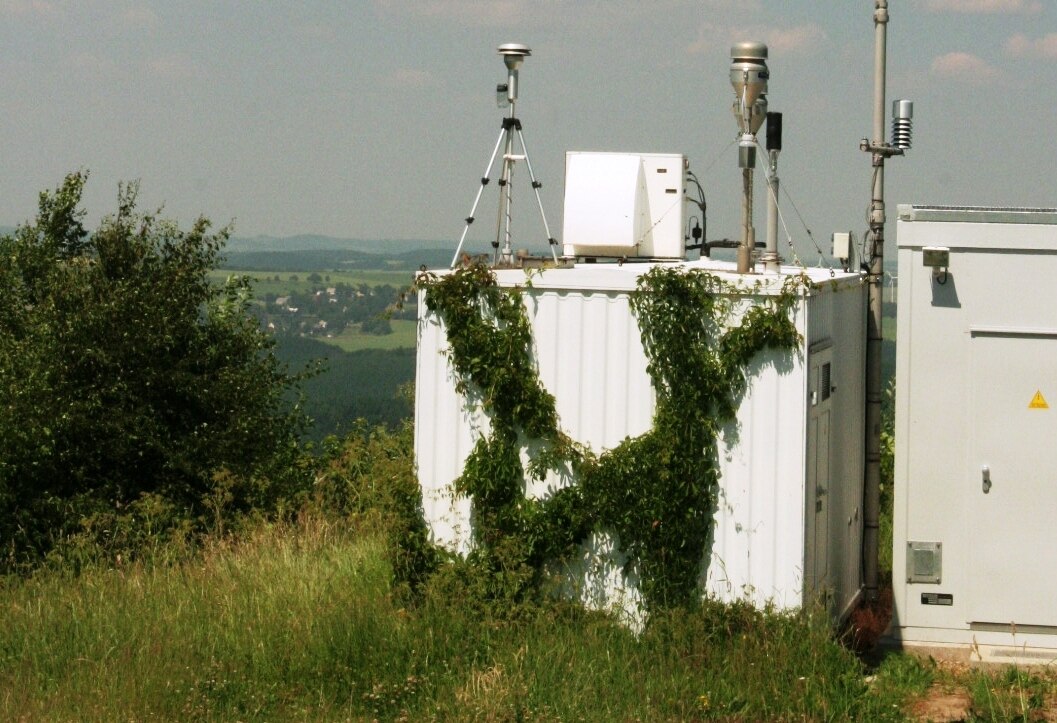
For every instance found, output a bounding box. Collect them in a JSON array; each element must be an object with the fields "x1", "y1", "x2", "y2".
[
  {"x1": 0, "y1": 173, "x2": 311, "y2": 566},
  {"x1": 360, "y1": 315, "x2": 392, "y2": 335}
]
